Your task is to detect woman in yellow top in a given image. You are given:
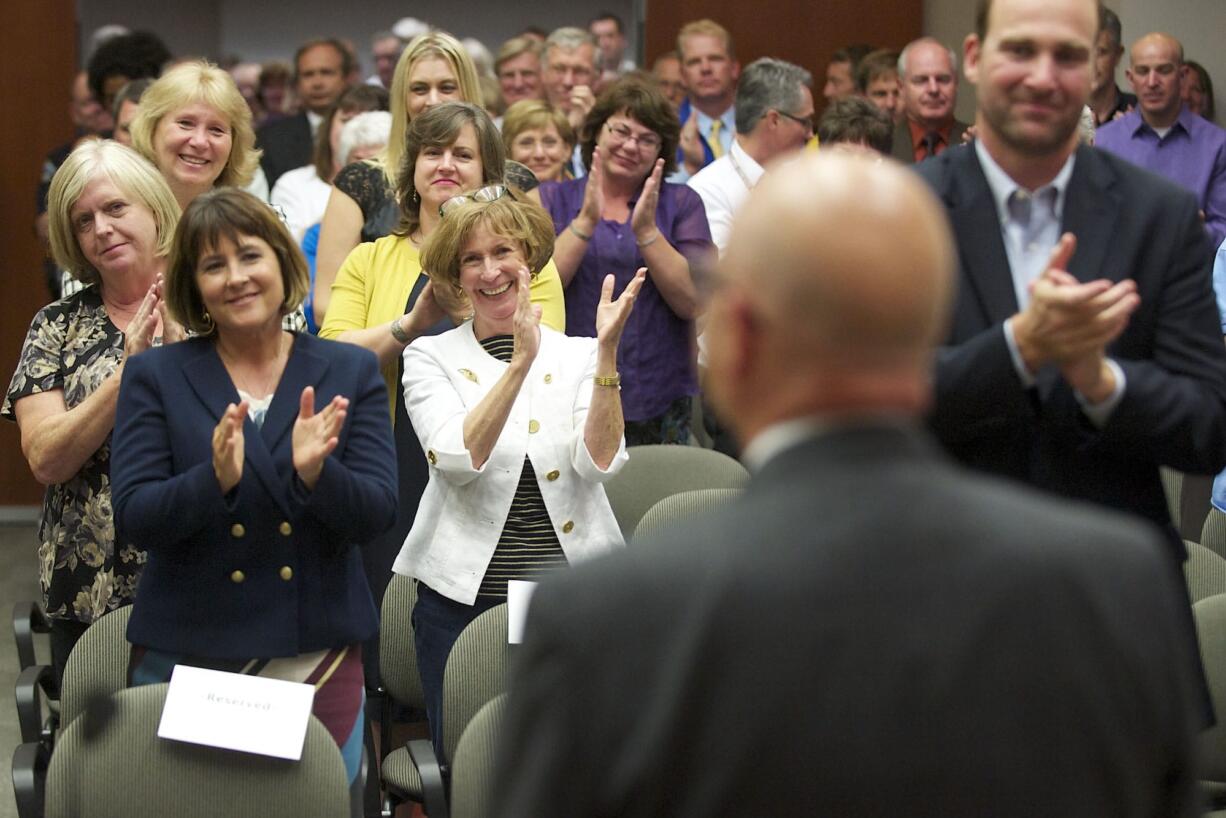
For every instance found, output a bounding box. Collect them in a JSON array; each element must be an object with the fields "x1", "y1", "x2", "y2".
[
  {"x1": 312, "y1": 31, "x2": 482, "y2": 324},
  {"x1": 319, "y1": 101, "x2": 564, "y2": 652}
]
